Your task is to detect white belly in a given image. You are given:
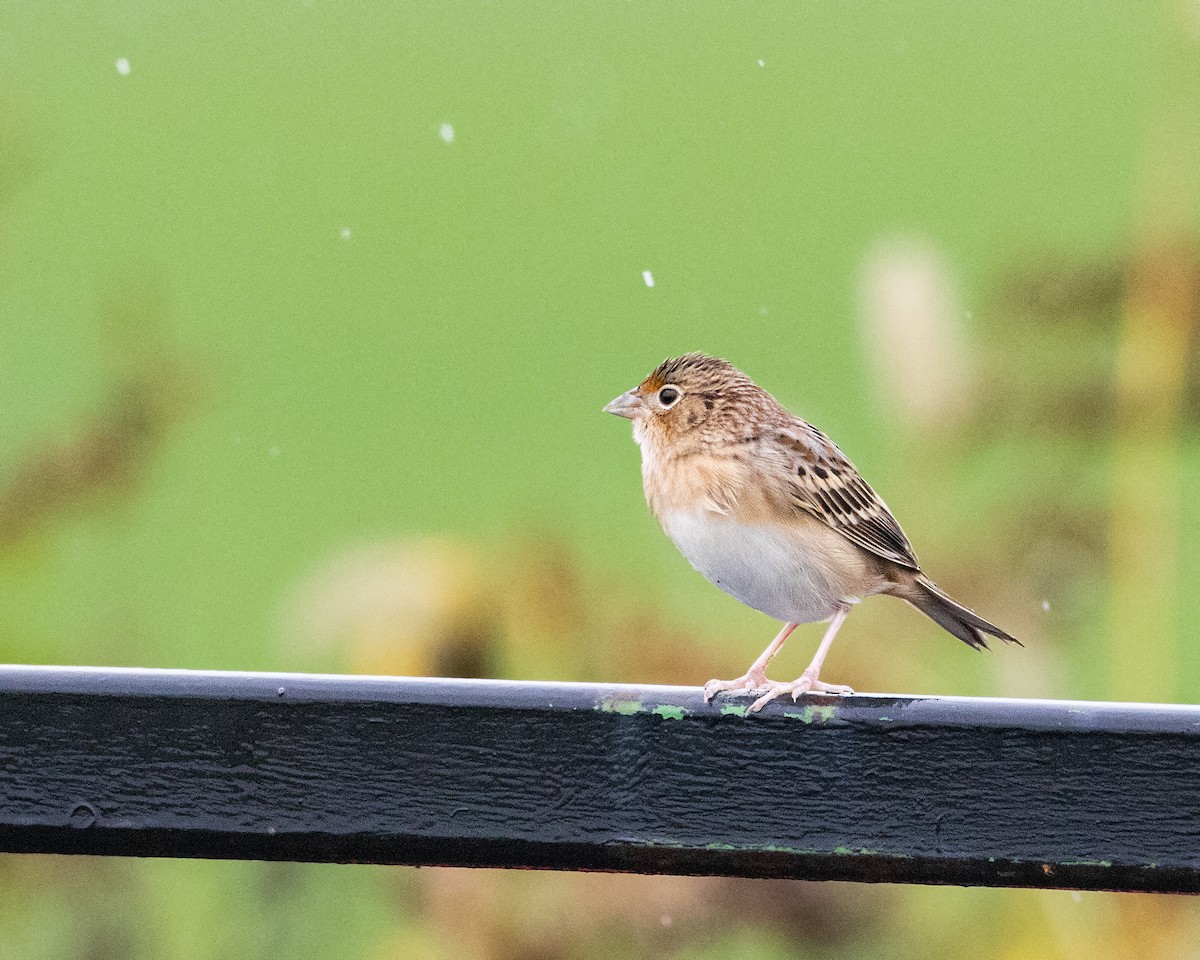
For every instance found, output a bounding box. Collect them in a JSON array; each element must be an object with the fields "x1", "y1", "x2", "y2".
[{"x1": 661, "y1": 509, "x2": 876, "y2": 624}]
